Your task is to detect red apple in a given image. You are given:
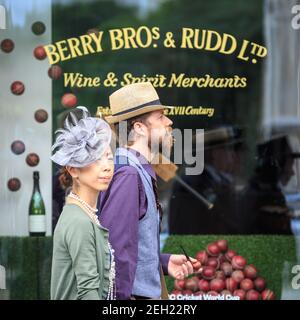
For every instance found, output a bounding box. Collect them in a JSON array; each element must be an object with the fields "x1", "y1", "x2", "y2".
[
  {"x1": 246, "y1": 289, "x2": 261, "y2": 300},
  {"x1": 233, "y1": 289, "x2": 246, "y2": 300},
  {"x1": 182, "y1": 289, "x2": 193, "y2": 296},
  {"x1": 240, "y1": 279, "x2": 254, "y2": 291},
  {"x1": 196, "y1": 250, "x2": 208, "y2": 265},
  {"x1": 34, "y1": 109, "x2": 48, "y2": 123},
  {"x1": 1, "y1": 38, "x2": 14, "y2": 53},
  {"x1": 215, "y1": 270, "x2": 226, "y2": 280},
  {"x1": 221, "y1": 262, "x2": 233, "y2": 276},
  {"x1": 202, "y1": 266, "x2": 216, "y2": 280},
  {"x1": 207, "y1": 257, "x2": 220, "y2": 269},
  {"x1": 218, "y1": 254, "x2": 226, "y2": 264},
  {"x1": 185, "y1": 278, "x2": 198, "y2": 292},
  {"x1": 244, "y1": 265, "x2": 258, "y2": 279},
  {"x1": 225, "y1": 278, "x2": 238, "y2": 292},
  {"x1": 26, "y1": 153, "x2": 40, "y2": 167},
  {"x1": 34, "y1": 45, "x2": 47, "y2": 60},
  {"x1": 261, "y1": 289, "x2": 276, "y2": 300},
  {"x1": 254, "y1": 277, "x2": 266, "y2": 292},
  {"x1": 216, "y1": 239, "x2": 228, "y2": 252},
  {"x1": 61, "y1": 93, "x2": 77, "y2": 108},
  {"x1": 232, "y1": 255, "x2": 247, "y2": 270},
  {"x1": 11, "y1": 81, "x2": 25, "y2": 95},
  {"x1": 174, "y1": 279, "x2": 185, "y2": 290},
  {"x1": 231, "y1": 270, "x2": 245, "y2": 283},
  {"x1": 7, "y1": 178, "x2": 21, "y2": 192},
  {"x1": 206, "y1": 243, "x2": 221, "y2": 257},
  {"x1": 11, "y1": 140, "x2": 25, "y2": 155},
  {"x1": 198, "y1": 279, "x2": 210, "y2": 292},
  {"x1": 225, "y1": 249, "x2": 236, "y2": 262},
  {"x1": 48, "y1": 65, "x2": 63, "y2": 80},
  {"x1": 210, "y1": 278, "x2": 225, "y2": 292}
]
